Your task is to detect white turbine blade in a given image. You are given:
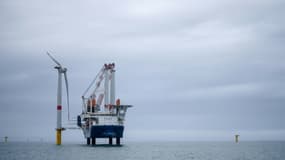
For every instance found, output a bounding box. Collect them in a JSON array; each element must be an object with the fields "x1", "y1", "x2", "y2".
[
  {"x1": 64, "y1": 71, "x2": 70, "y2": 121},
  {"x1": 47, "y1": 52, "x2": 61, "y2": 66}
]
